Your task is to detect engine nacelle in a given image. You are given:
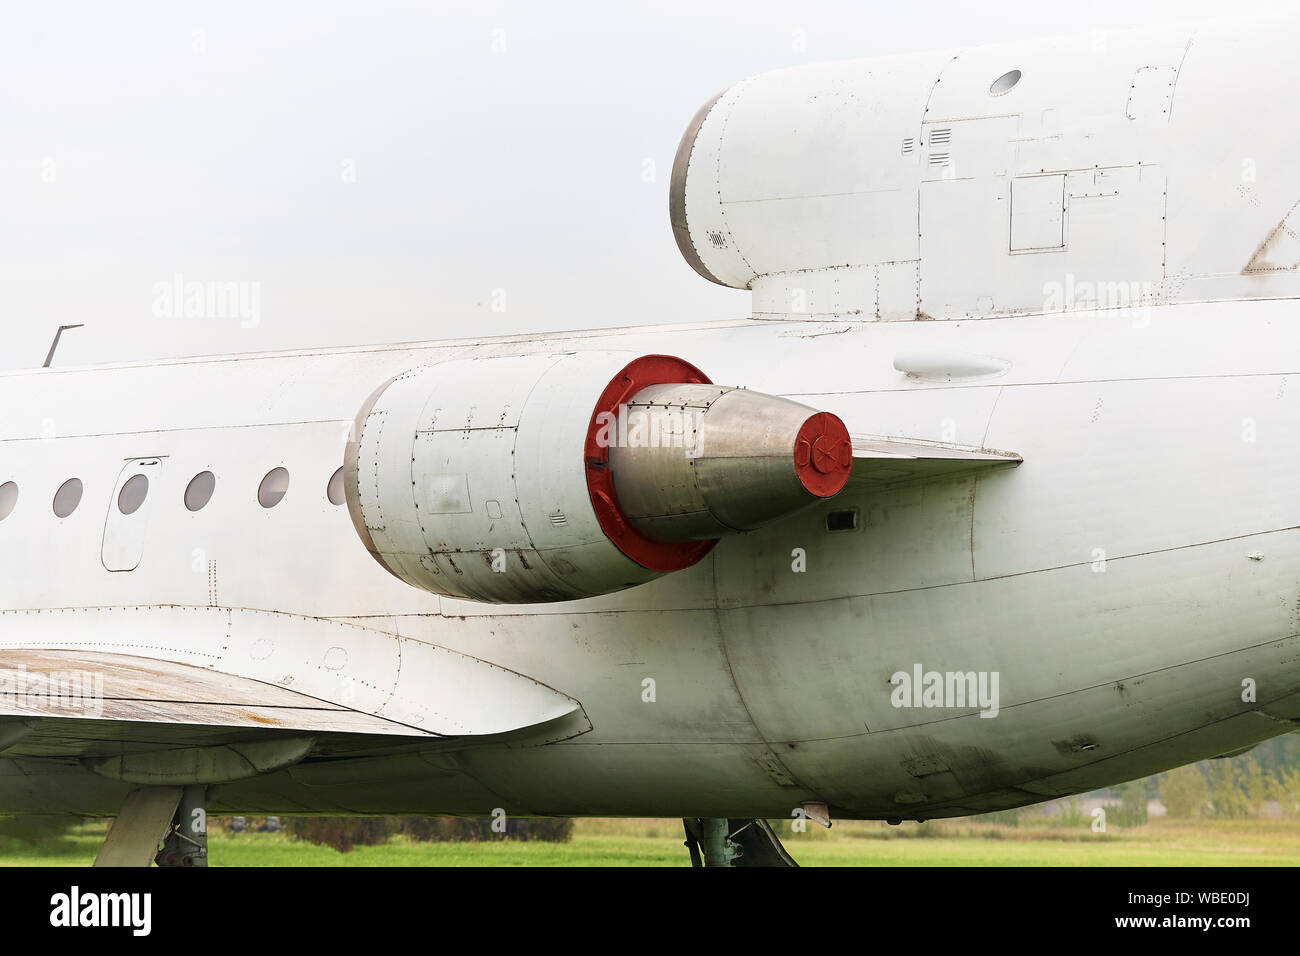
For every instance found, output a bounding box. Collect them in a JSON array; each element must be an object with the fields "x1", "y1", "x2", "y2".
[{"x1": 344, "y1": 352, "x2": 851, "y2": 604}]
